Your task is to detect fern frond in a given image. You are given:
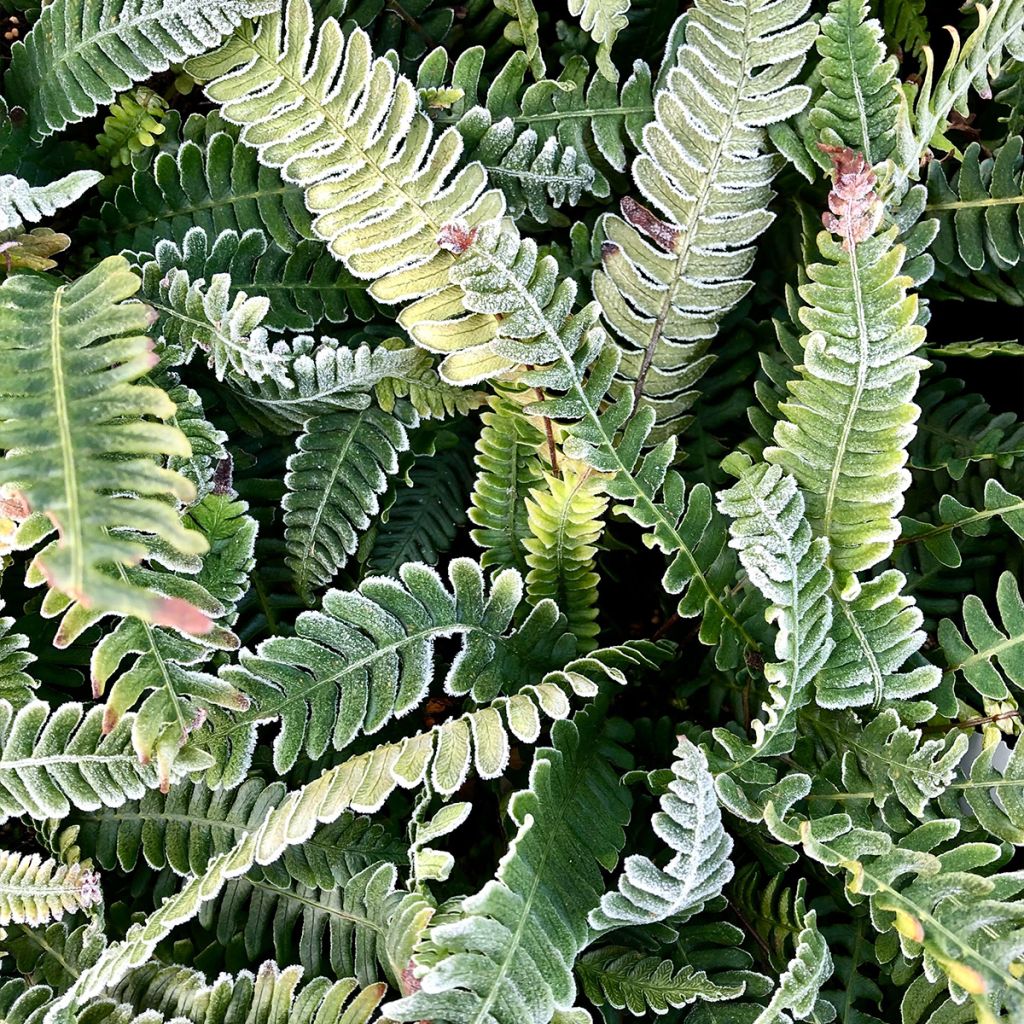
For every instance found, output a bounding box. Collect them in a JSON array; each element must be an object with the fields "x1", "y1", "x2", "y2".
[
  {"x1": 592, "y1": 0, "x2": 816, "y2": 439},
  {"x1": 766, "y1": 222, "x2": 928, "y2": 584},
  {"x1": 816, "y1": 569, "x2": 941, "y2": 709},
  {"x1": 524, "y1": 469, "x2": 608, "y2": 652},
  {"x1": 2, "y1": 918, "x2": 107, "y2": 990},
  {"x1": 811, "y1": 0, "x2": 899, "y2": 165},
  {"x1": 164, "y1": 384, "x2": 229, "y2": 502},
  {"x1": 185, "y1": 0, "x2": 503, "y2": 316},
  {"x1": 0, "y1": 171, "x2": 103, "y2": 233},
  {"x1": 590, "y1": 737, "x2": 733, "y2": 931},
  {"x1": 875, "y1": 0, "x2": 928, "y2": 55},
  {"x1": 715, "y1": 458, "x2": 833, "y2": 762},
  {"x1": 217, "y1": 558, "x2": 574, "y2": 775},
  {"x1": 468, "y1": 395, "x2": 546, "y2": 575},
  {"x1": 283, "y1": 404, "x2": 417, "y2": 598},
  {"x1": 95, "y1": 88, "x2": 168, "y2": 170},
  {"x1": 568, "y1": 0, "x2": 630, "y2": 82},
  {"x1": 0, "y1": 700, "x2": 196, "y2": 826},
  {"x1": 0, "y1": 851, "x2": 101, "y2": 927},
  {"x1": 939, "y1": 570, "x2": 1024, "y2": 702},
  {"x1": 91, "y1": 119, "x2": 313, "y2": 256},
  {"x1": 5, "y1": 0, "x2": 278, "y2": 140},
  {"x1": 0, "y1": 606, "x2": 34, "y2": 707},
  {"x1": 0, "y1": 256, "x2": 211, "y2": 627},
  {"x1": 576, "y1": 945, "x2": 741, "y2": 1017},
  {"x1": 384, "y1": 710, "x2": 631, "y2": 1024}
]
